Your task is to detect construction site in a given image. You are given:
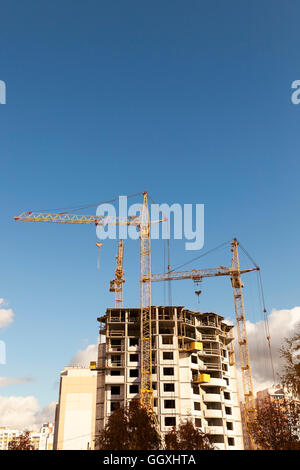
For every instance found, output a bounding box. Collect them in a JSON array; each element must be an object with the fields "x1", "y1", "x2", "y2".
[{"x1": 14, "y1": 191, "x2": 274, "y2": 450}]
